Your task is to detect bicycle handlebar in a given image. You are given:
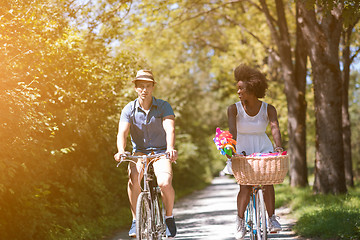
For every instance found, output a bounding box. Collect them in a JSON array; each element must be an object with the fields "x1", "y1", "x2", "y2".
[
  {"x1": 123, "y1": 152, "x2": 168, "y2": 160},
  {"x1": 116, "y1": 152, "x2": 169, "y2": 167}
]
